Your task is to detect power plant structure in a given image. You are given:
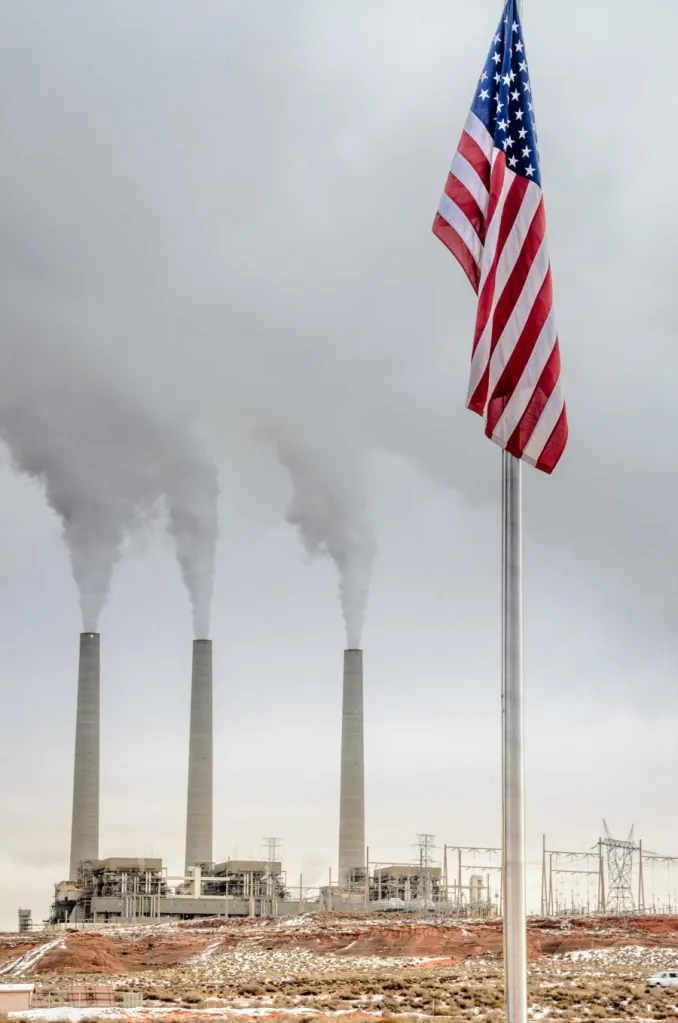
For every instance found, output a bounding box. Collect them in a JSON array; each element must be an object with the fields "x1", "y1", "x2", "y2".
[
  {"x1": 55, "y1": 636, "x2": 222, "y2": 923},
  {"x1": 48, "y1": 654, "x2": 678, "y2": 930},
  {"x1": 69, "y1": 633, "x2": 100, "y2": 881},
  {"x1": 51, "y1": 636, "x2": 498, "y2": 924},
  {"x1": 49, "y1": 636, "x2": 678, "y2": 926},
  {"x1": 338, "y1": 648, "x2": 365, "y2": 888},
  {"x1": 49, "y1": 849, "x2": 500, "y2": 924},
  {"x1": 185, "y1": 639, "x2": 213, "y2": 873}
]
